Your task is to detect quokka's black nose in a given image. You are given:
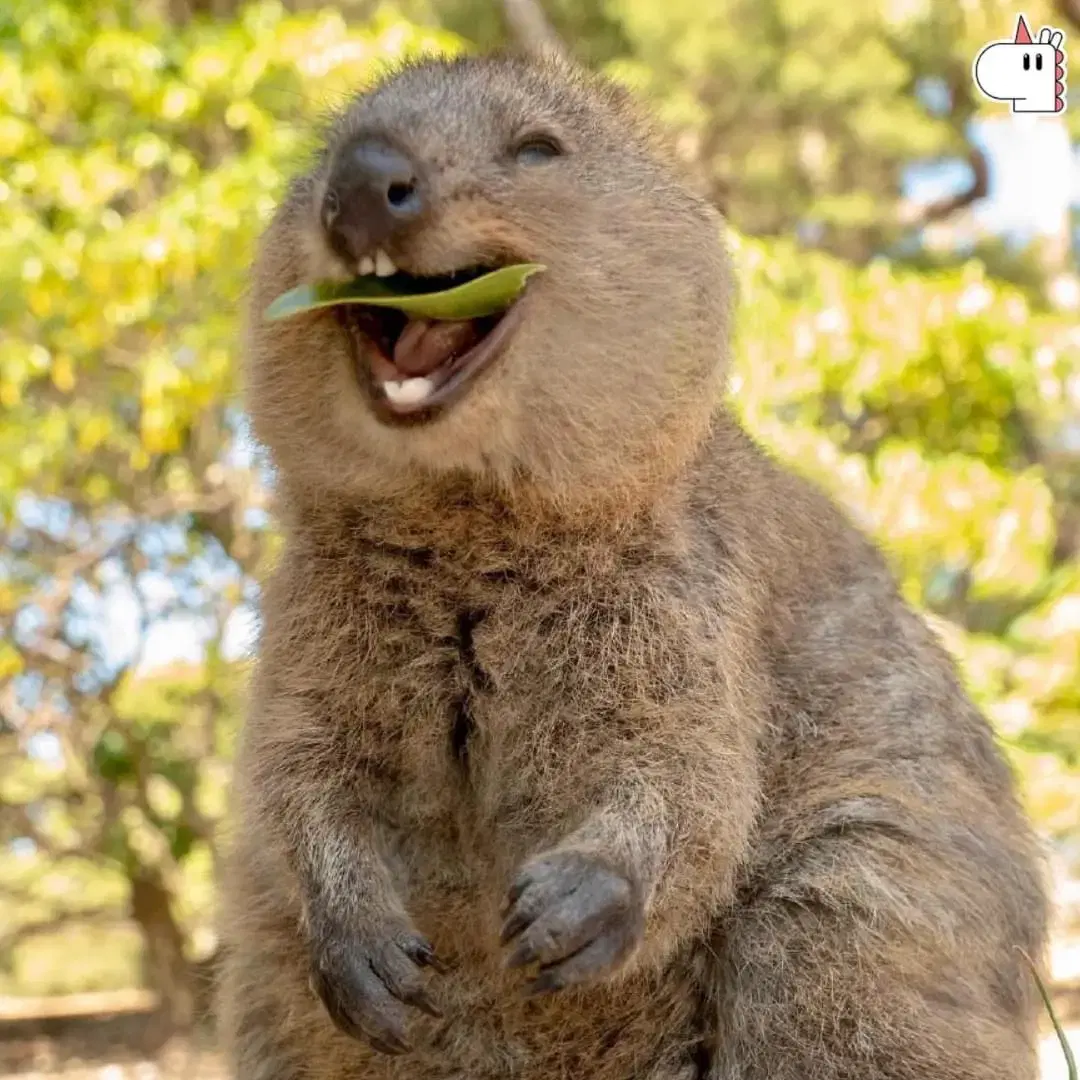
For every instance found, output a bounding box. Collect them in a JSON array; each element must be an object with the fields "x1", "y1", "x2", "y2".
[{"x1": 321, "y1": 137, "x2": 425, "y2": 263}]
